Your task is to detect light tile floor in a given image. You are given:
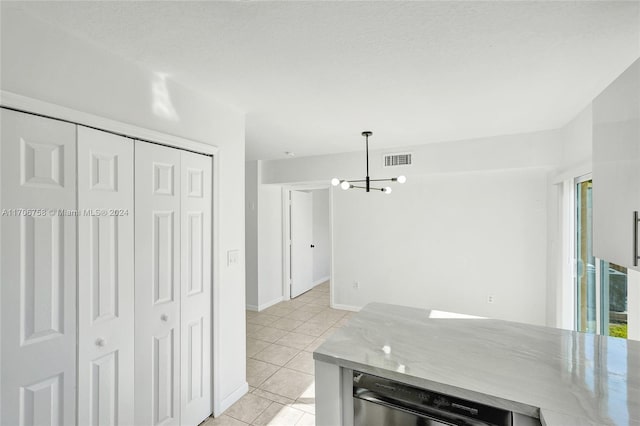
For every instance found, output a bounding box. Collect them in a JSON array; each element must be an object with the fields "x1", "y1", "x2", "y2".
[{"x1": 202, "y1": 282, "x2": 352, "y2": 426}]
